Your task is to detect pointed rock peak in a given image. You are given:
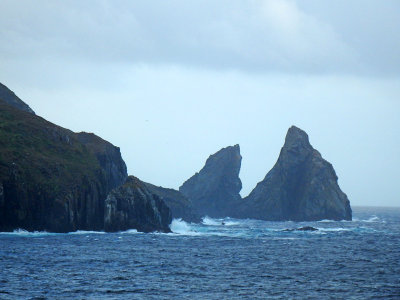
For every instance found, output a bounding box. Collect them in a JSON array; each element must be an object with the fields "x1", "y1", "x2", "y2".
[
  {"x1": 283, "y1": 126, "x2": 311, "y2": 149},
  {"x1": 217, "y1": 144, "x2": 240, "y2": 153},
  {"x1": 243, "y1": 126, "x2": 351, "y2": 221},
  {"x1": 205, "y1": 144, "x2": 241, "y2": 164},
  {"x1": 0, "y1": 82, "x2": 35, "y2": 114}
]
